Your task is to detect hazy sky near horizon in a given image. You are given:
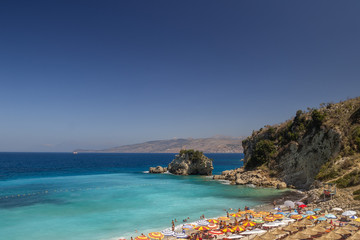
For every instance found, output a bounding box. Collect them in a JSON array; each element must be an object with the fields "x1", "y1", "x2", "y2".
[{"x1": 1, "y1": 0, "x2": 360, "y2": 152}]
